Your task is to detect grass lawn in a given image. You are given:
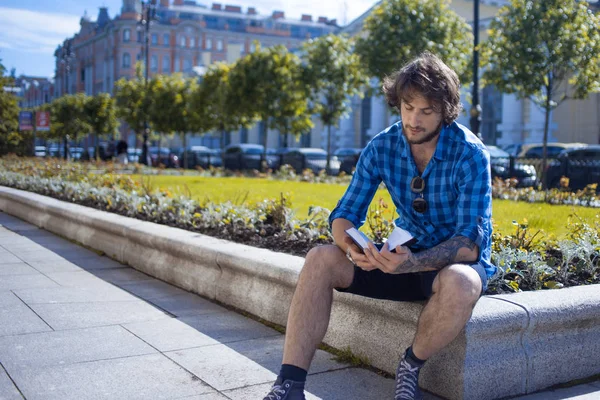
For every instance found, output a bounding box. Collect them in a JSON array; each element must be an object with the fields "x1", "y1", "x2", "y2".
[{"x1": 138, "y1": 175, "x2": 598, "y2": 239}]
